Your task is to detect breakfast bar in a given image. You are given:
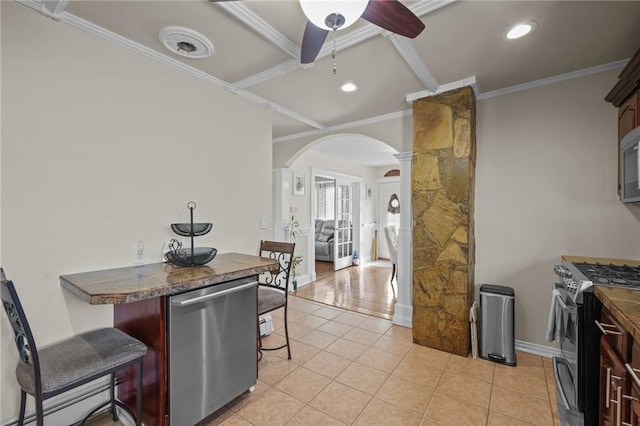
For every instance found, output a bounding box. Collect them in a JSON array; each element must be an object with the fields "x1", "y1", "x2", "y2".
[{"x1": 60, "y1": 253, "x2": 278, "y2": 426}]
